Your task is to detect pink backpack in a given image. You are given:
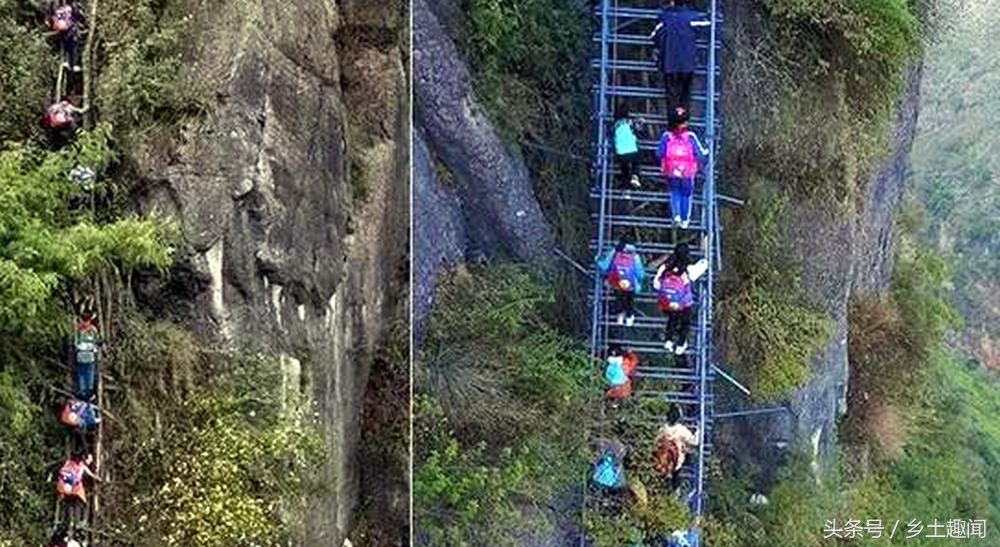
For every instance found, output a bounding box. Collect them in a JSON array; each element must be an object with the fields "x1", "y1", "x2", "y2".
[{"x1": 662, "y1": 132, "x2": 698, "y2": 179}]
